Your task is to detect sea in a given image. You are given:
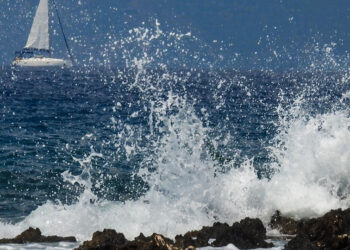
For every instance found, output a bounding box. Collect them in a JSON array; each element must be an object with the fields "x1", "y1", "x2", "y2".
[{"x1": 0, "y1": 27, "x2": 350, "y2": 250}]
